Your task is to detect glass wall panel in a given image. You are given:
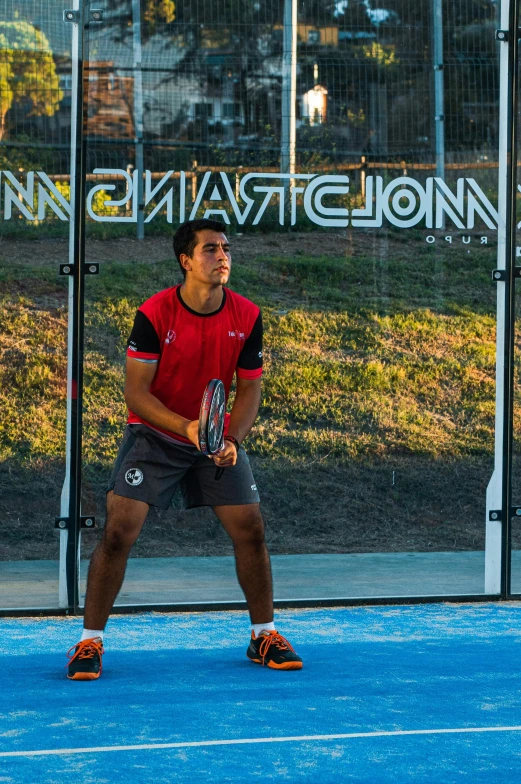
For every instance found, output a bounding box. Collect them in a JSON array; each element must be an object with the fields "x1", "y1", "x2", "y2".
[
  {"x1": 513, "y1": 303, "x2": 521, "y2": 593},
  {"x1": 509, "y1": 28, "x2": 521, "y2": 596},
  {"x1": 0, "y1": 0, "x2": 71, "y2": 609},
  {"x1": 80, "y1": 0, "x2": 499, "y2": 607}
]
